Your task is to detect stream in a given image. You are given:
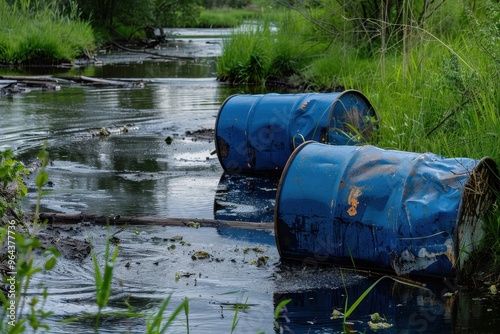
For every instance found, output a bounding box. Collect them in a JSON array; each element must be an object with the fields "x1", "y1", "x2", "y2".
[{"x1": 1, "y1": 28, "x2": 500, "y2": 333}]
